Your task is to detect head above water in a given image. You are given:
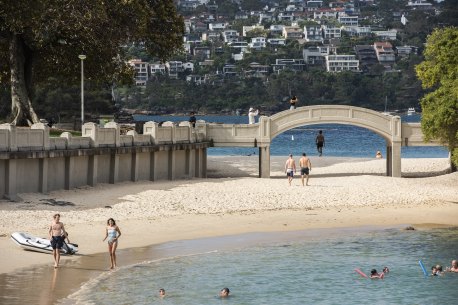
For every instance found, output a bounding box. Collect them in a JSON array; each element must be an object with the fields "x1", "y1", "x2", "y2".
[
  {"x1": 220, "y1": 287, "x2": 230, "y2": 297},
  {"x1": 159, "y1": 288, "x2": 165, "y2": 296},
  {"x1": 370, "y1": 269, "x2": 377, "y2": 275}
]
